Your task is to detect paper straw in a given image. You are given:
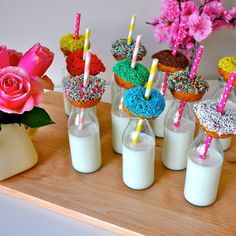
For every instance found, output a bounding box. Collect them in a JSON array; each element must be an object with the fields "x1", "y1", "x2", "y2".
[
  {"x1": 161, "y1": 72, "x2": 169, "y2": 96},
  {"x1": 132, "y1": 59, "x2": 158, "y2": 144},
  {"x1": 217, "y1": 72, "x2": 236, "y2": 113},
  {"x1": 132, "y1": 119, "x2": 144, "y2": 144},
  {"x1": 199, "y1": 72, "x2": 236, "y2": 159},
  {"x1": 83, "y1": 50, "x2": 91, "y2": 87},
  {"x1": 145, "y1": 59, "x2": 158, "y2": 100},
  {"x1": 127, "y1": 15, "x2": 136, "y2": 45},
  {"x1": 74, "y1": 12, "x2": 81, "y2": 40},
  {"x1": 189, "y1": 45, "x2": 204, "y2": 79},
  {"x1": 173, "y1": 101, "x2": 186, "y2": 128},
  {"x1": 79, "y1": 108, "x2": 85, "y2": 130},
  {"x1": 172, "y1": 25, "x2": 184, "y2": 56},
  {"x1": 131, "y1": 35, "x2": 142, "y2": 69},
  {"x1": 83, "y1": 27, "x2": 91, "y2": 60}
]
